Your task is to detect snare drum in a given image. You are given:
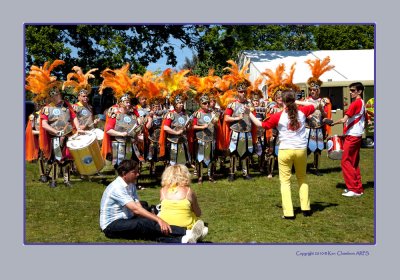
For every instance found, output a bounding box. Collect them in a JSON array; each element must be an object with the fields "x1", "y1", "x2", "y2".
[
  {"x1": 67, "y1": 131, "x2": 105, "y2": 175},
  {"x1": 327, "y1": 135, "x2": 344, "y2": 160}
]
